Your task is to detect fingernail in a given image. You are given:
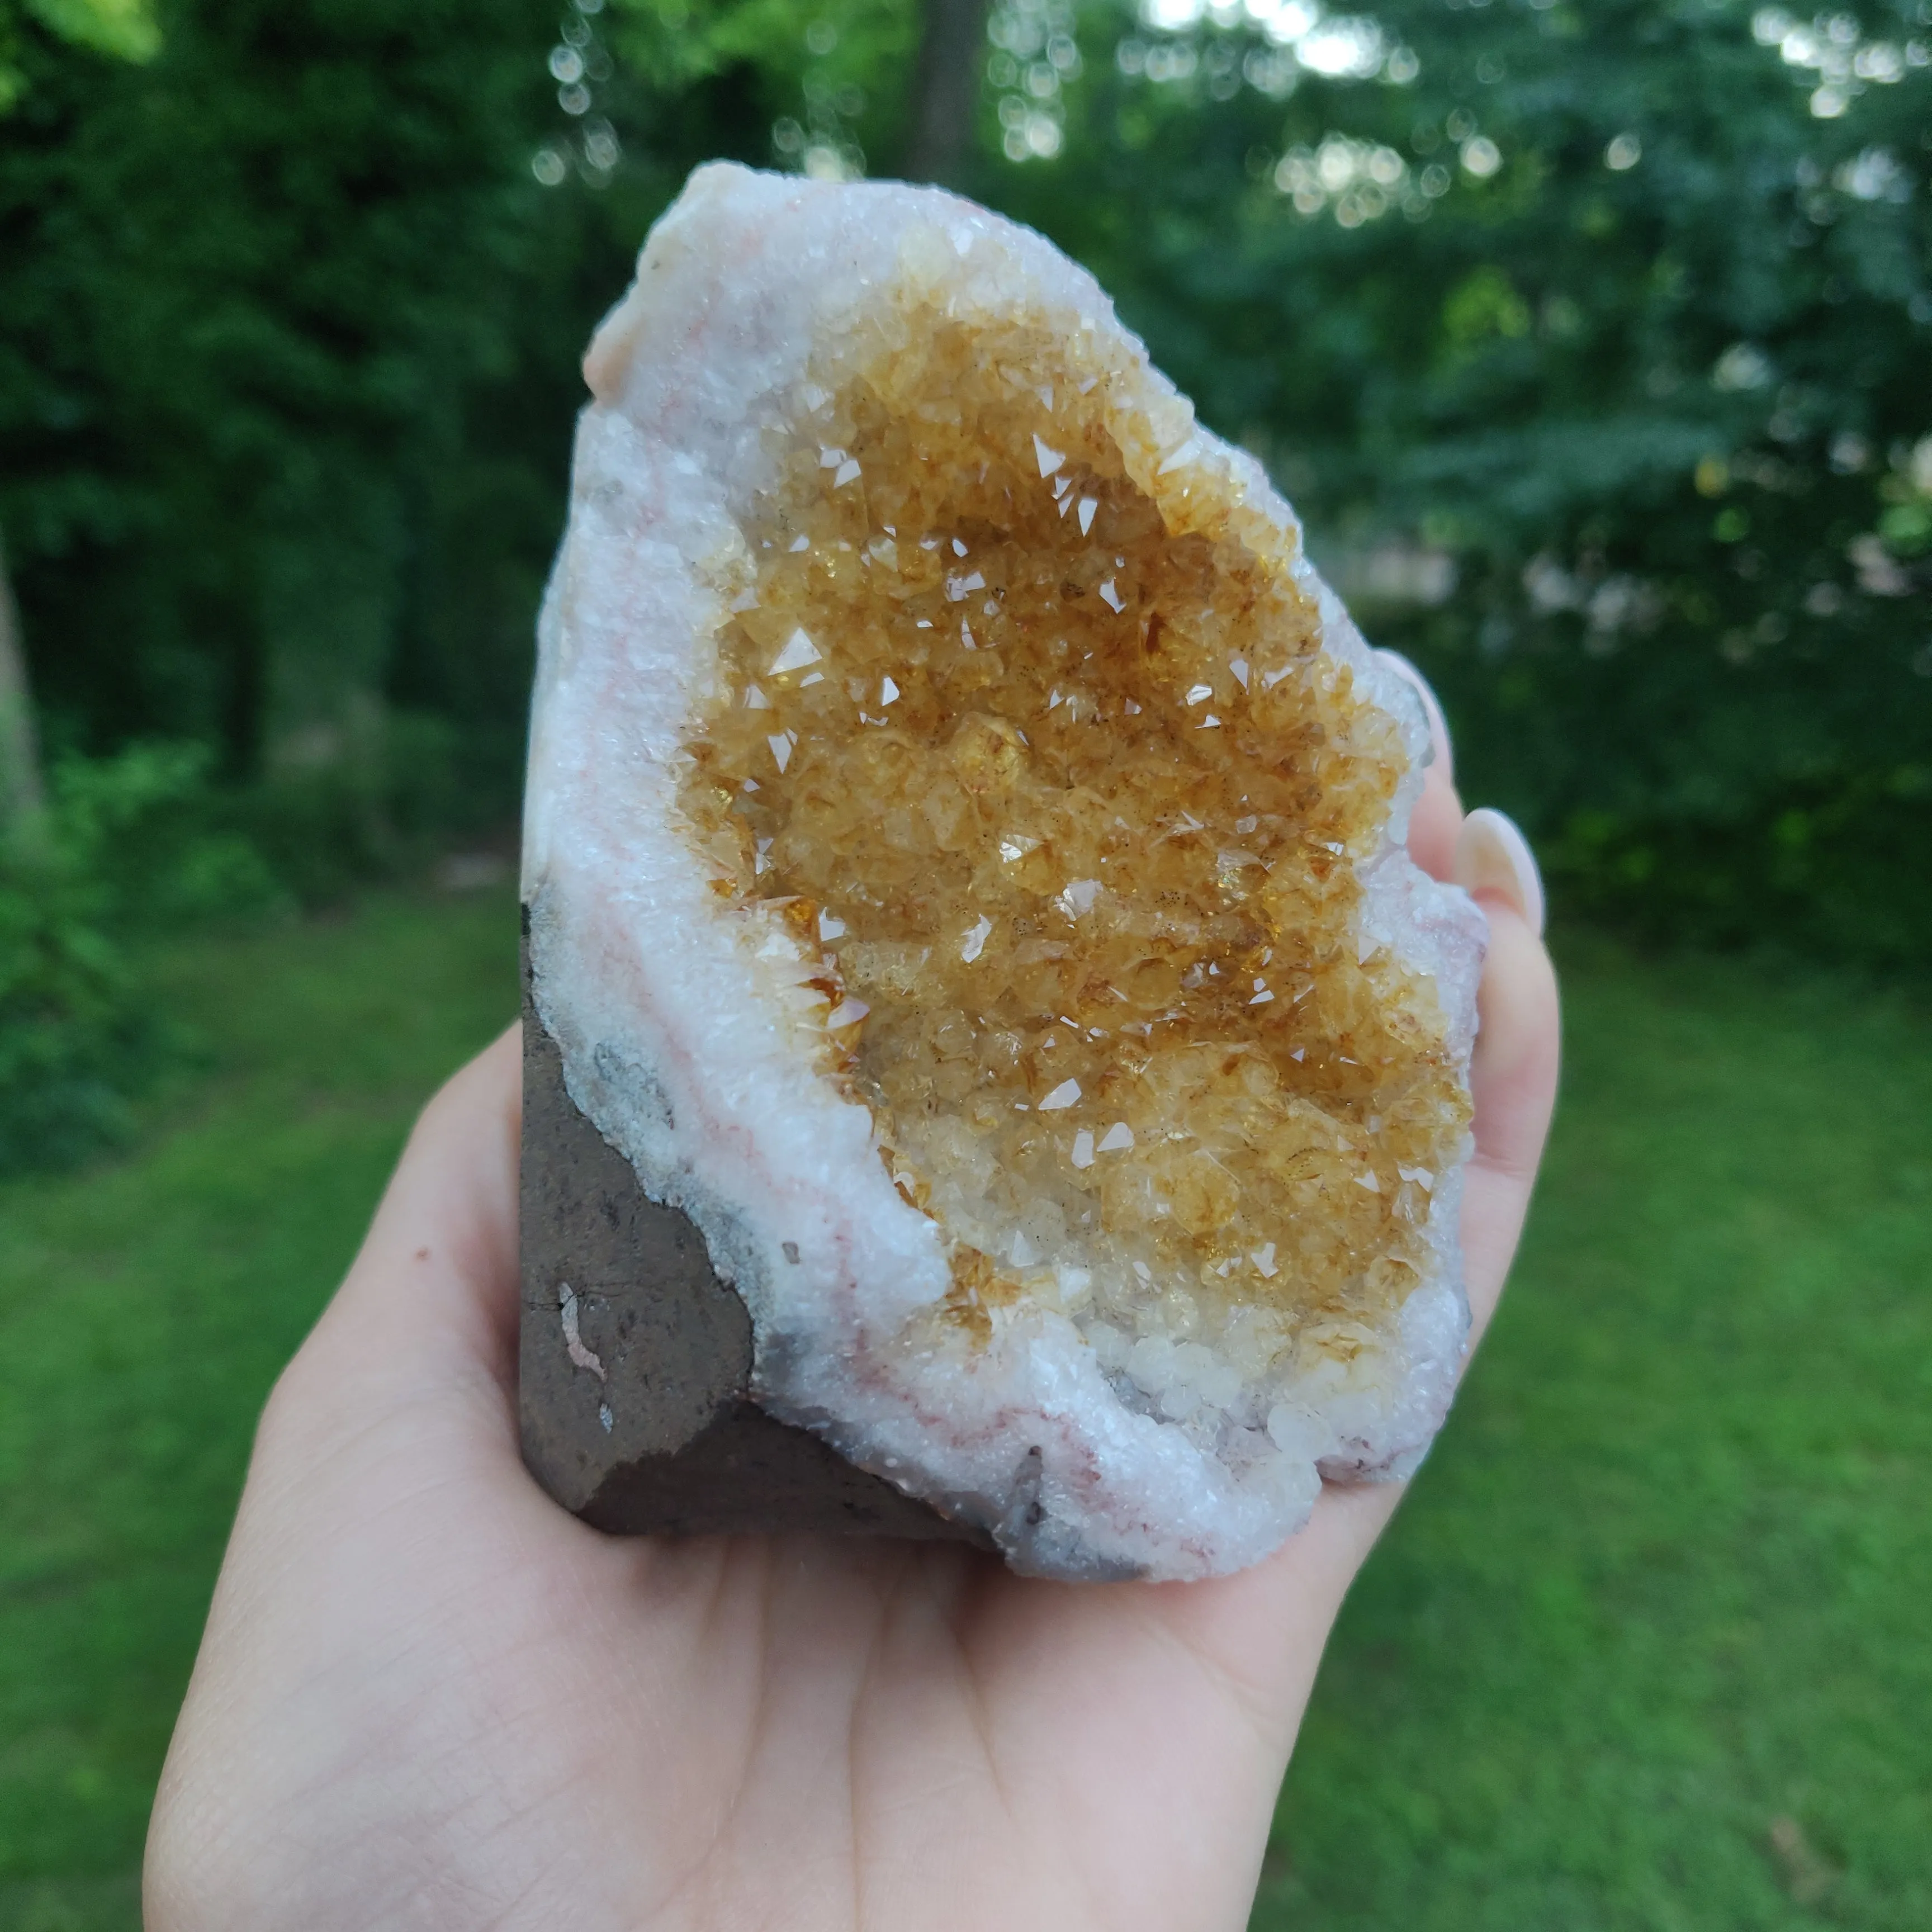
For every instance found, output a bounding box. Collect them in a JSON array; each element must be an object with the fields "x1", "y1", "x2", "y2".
[
  {"x1": 1453, "y1": 807, "x2": 1545, "y2": 939},
  {"x1": 1376, "y1": 649, "x2": 1453, "y2": 784}
]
